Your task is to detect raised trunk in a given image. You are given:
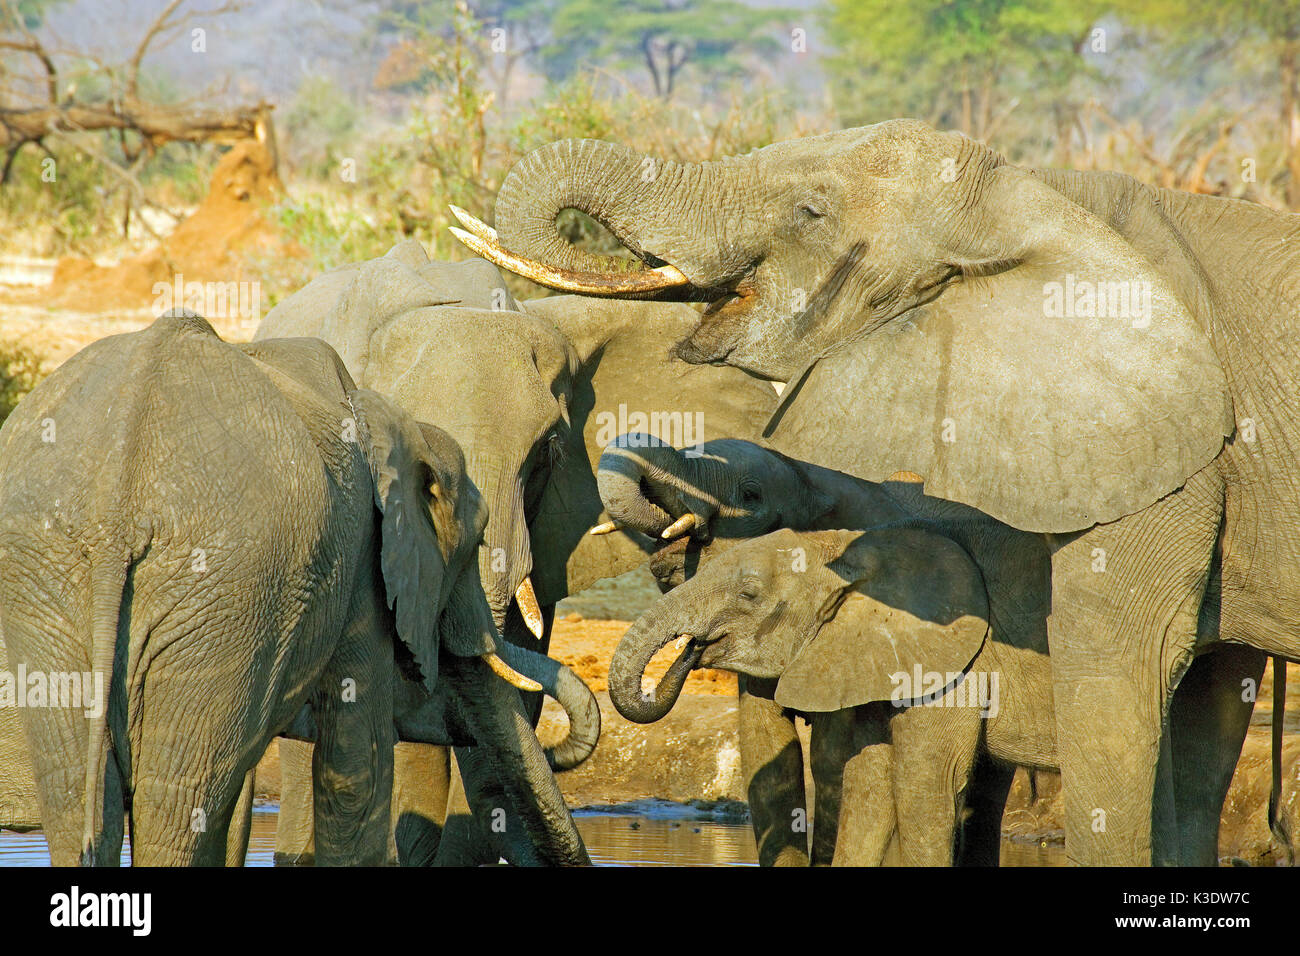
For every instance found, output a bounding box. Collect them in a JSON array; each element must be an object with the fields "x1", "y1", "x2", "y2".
[
  {"x1": 607, "y1": 593, "x2": 703, "y2": 723},
  {"x1": 492, "y1": 139, "x2": 741, "y2": 292}
]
